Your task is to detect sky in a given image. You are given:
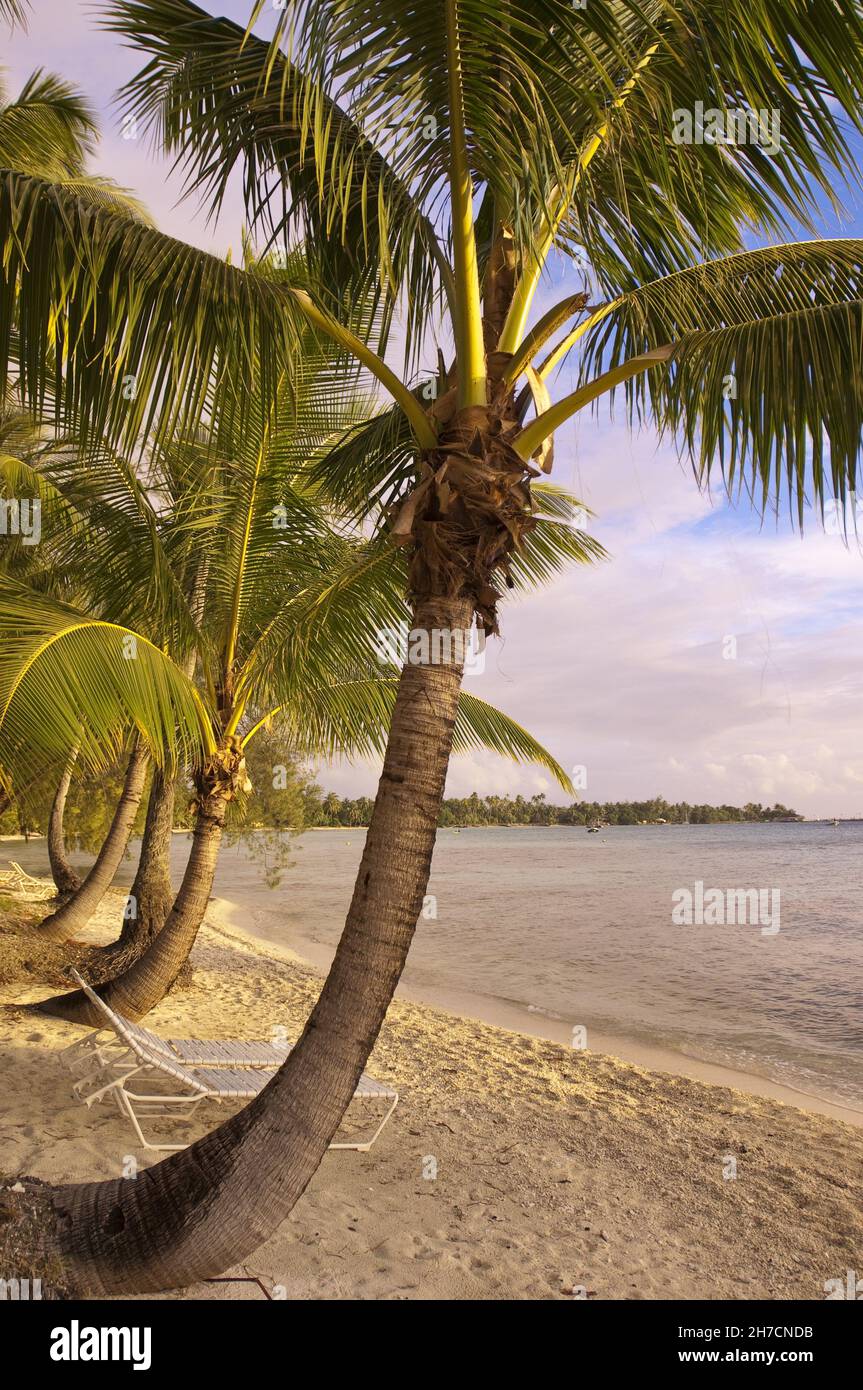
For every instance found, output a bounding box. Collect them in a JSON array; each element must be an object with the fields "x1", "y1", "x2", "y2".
[{"x1": 5, "y1": 0, "x2": 863, "y2": 816}]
